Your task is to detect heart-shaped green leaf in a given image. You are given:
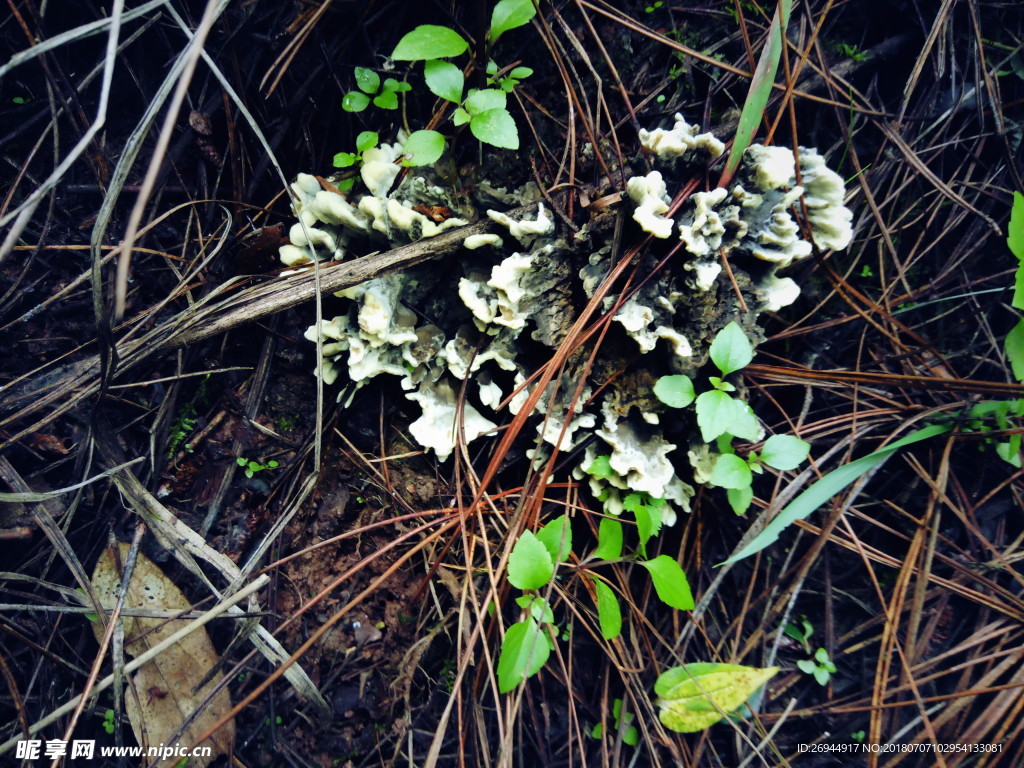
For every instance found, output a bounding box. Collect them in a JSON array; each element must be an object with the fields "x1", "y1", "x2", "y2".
[
  {"x1": 392, "y1": 25, "x2": 469, "y2": 61},
  {"x1": 507, "y1": 530, "x2": 554, "y2": 590}
]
